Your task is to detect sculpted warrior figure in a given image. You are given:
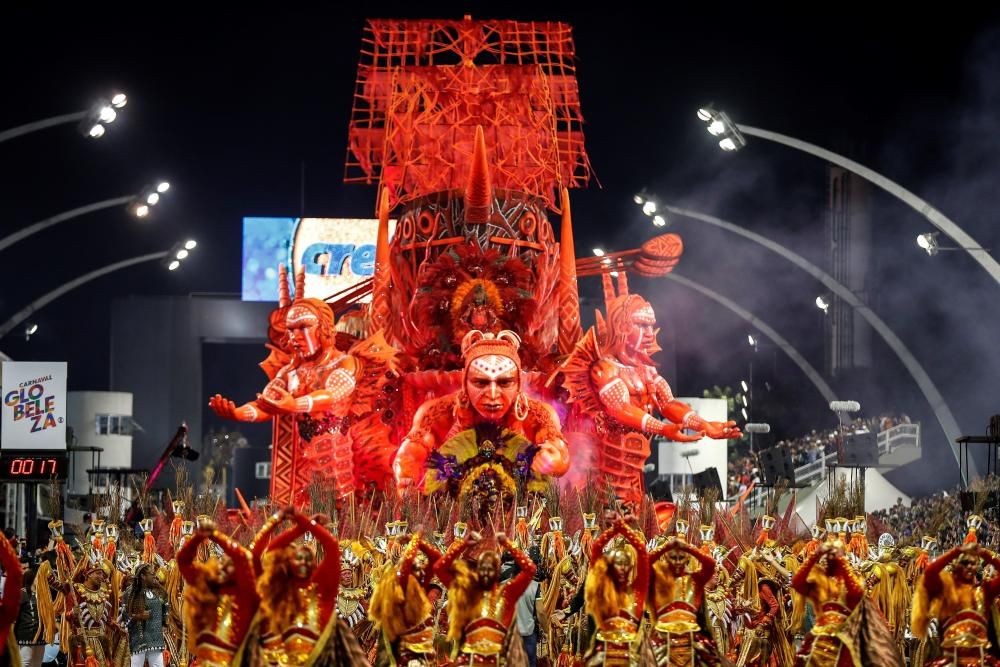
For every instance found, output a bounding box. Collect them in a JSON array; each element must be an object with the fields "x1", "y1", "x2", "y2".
[
  {"x1": 559, "y1": 291, "x2": 741, "y2": 507},
  {"x1": 210, "y1": 265, "x2": 399, "y2": 496}
]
